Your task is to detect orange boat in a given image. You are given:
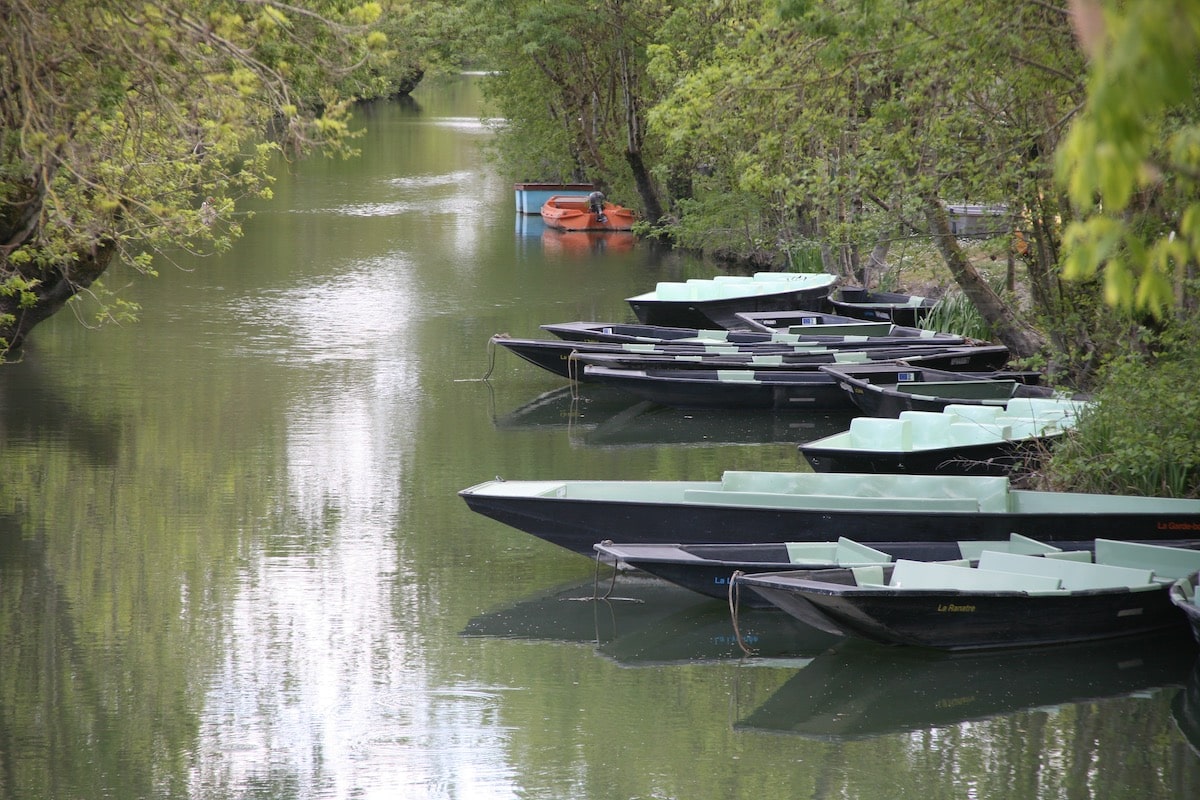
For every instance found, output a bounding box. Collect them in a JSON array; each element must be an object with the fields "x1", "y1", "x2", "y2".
[{"x1": 540, "y1": 193, "x2": 636, "y2": 232}]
